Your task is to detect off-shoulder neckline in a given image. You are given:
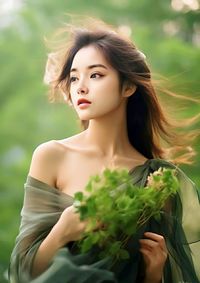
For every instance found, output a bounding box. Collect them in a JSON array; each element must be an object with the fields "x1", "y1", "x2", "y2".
[{"x1": 26, "y1": 158, "x2": 156, "y2": 199}]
